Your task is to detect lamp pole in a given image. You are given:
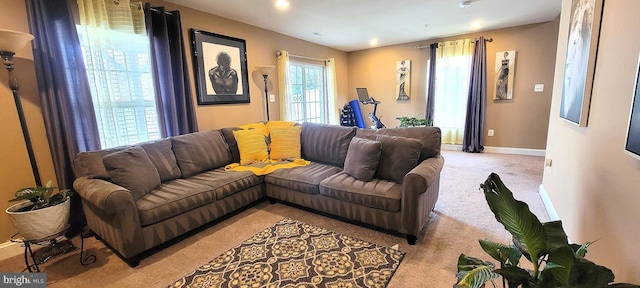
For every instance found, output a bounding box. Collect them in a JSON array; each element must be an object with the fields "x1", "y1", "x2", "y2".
[
  {"x1": 0, "y1": 30, "x2": 42, "y2": 186},
  {"x1": 262, "y1": 74, "x2": 270, "y2": 121}
]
